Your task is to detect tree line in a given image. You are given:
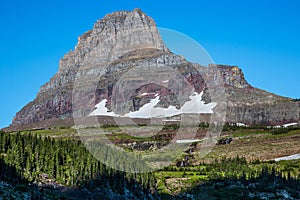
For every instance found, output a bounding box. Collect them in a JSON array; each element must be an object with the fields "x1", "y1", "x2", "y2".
[{"x1": 0, "y1": 131, "x2": 156, "y2": 194}]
